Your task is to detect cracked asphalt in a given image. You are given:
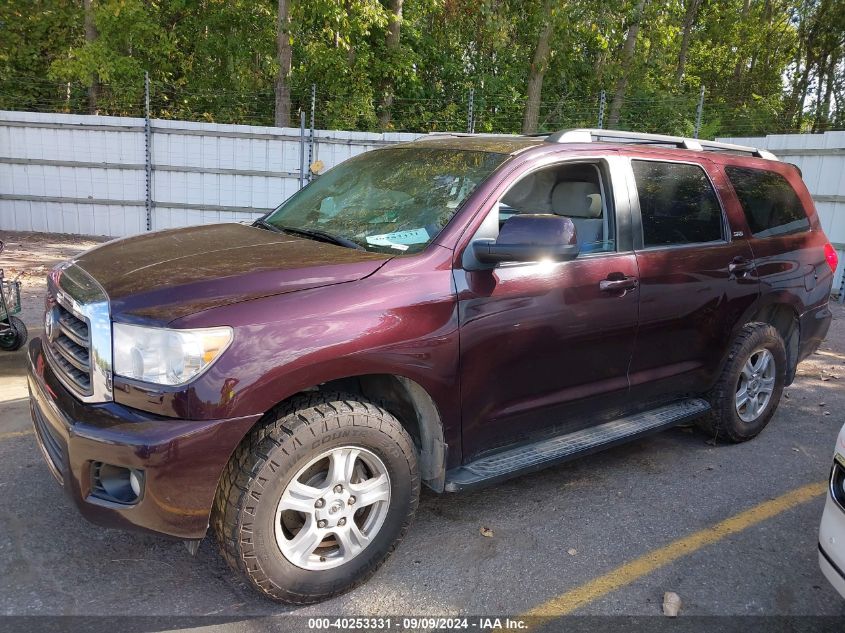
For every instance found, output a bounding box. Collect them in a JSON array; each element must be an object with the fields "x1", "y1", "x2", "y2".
[{"x1": 1, "y1": 232, "x2": 844, "y2": 626}]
